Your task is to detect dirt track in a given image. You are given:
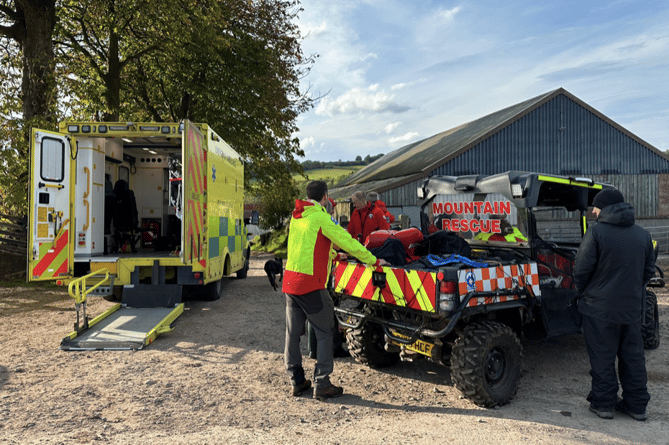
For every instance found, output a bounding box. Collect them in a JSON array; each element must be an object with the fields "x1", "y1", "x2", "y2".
[{"x1": 1, "y1": 252, "x2": 668, "y2": 444}]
